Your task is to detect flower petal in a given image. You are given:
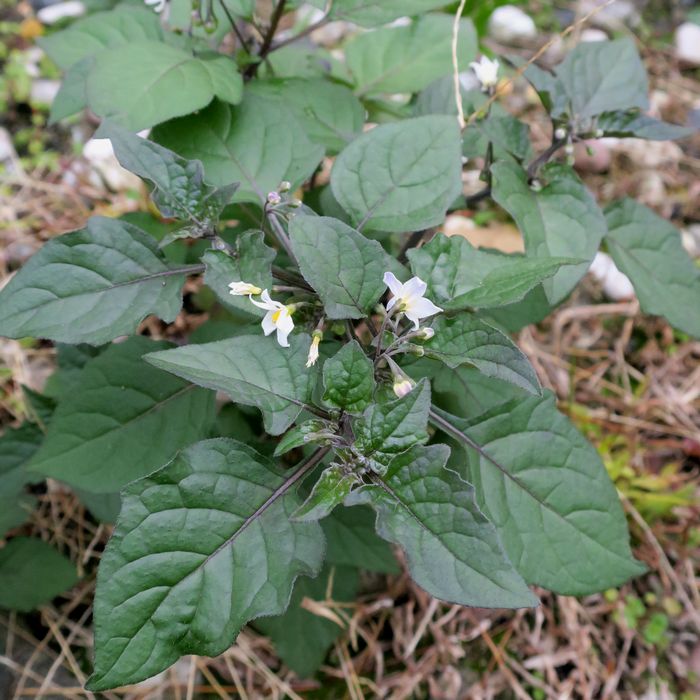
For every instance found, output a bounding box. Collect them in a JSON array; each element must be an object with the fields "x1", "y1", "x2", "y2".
[
  {"x1": 261, "y1": 312, "x2": 276, "y2": 336},
  {"x1": 276, "y1": 326, "x2": 291, "y2": 347},
  {"x1": 402, "y1": 276, "x2": 427, "y2": 298},
  {"x1": 383, "y1": 271, "x2": 403, "y2": 297},
  {"x1": 407, "y1": 296, "x2": 442, "y2": 319},
  {"x1": 250, "y1": 290, "x2": 274, "y2": 311}
]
